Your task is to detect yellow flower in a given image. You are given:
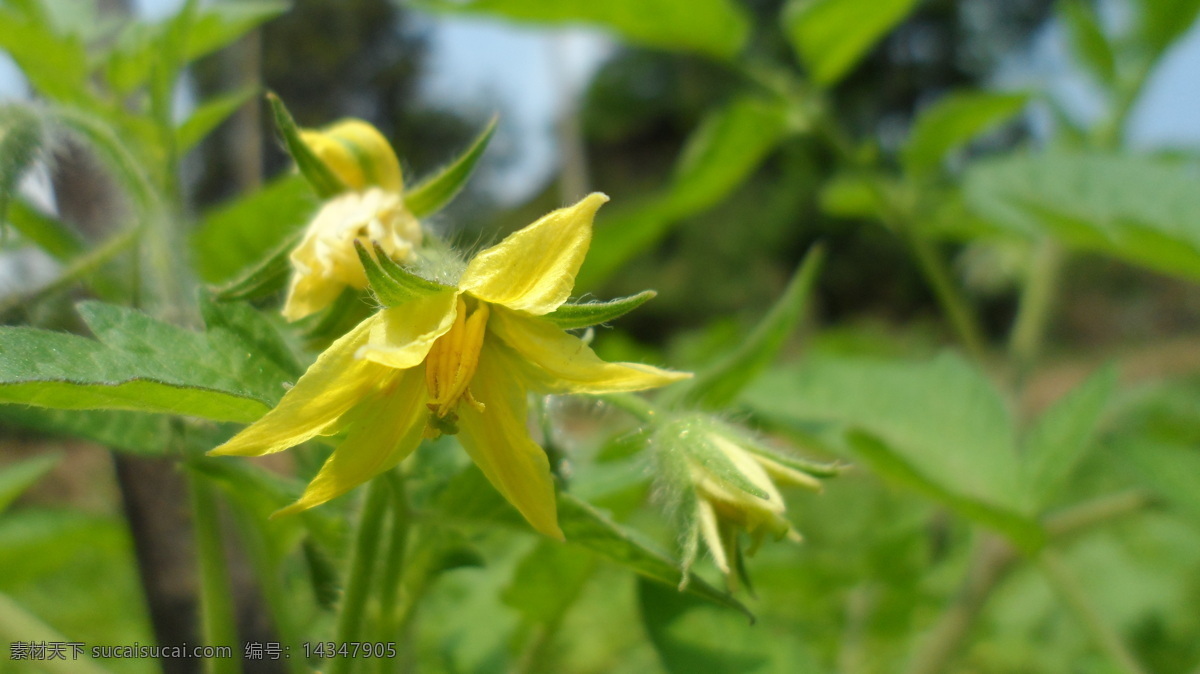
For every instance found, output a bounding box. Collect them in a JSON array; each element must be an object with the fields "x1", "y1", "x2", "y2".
[
  {"x1": 211, "y1": 193, "x2": 690, "y2": 539},
  {"x1": 282, "y1": 120, "x2": 419, "y2": 321},
  {"x1": 282, "y1": 188, "x2": 422, "y2": 321}
]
